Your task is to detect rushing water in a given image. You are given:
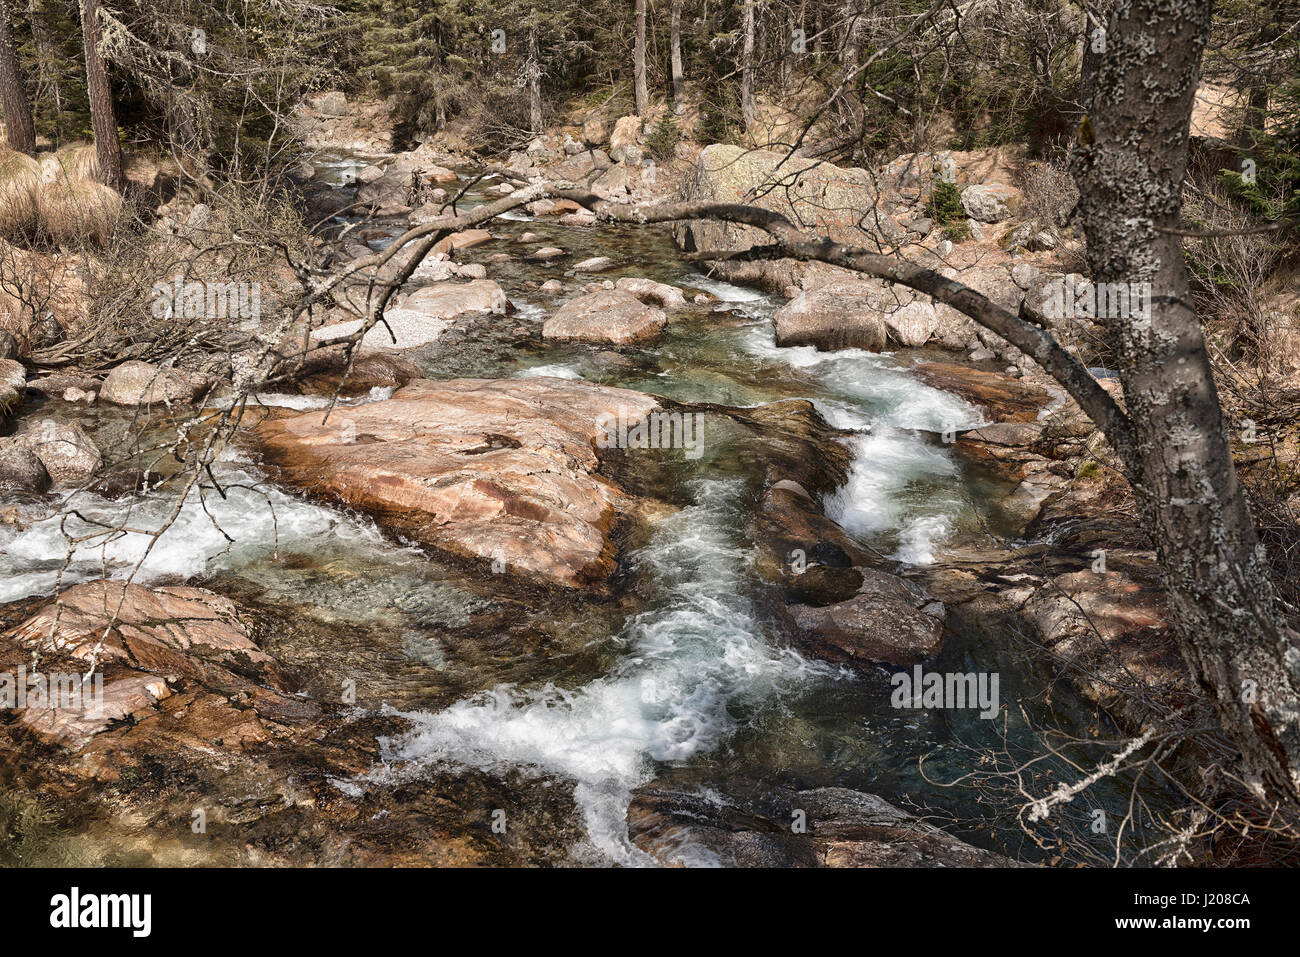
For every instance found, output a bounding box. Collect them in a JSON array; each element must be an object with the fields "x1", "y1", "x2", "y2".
[
  {"x1": 373, "y1": 479, "x2": 836, "y2": 865},
  {"x1": 0, "y1": 161, "x2": 1126, "y2": 865},
  {"x1": 346, "y1": 174, "x2": 1048, "y2": 862}
]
